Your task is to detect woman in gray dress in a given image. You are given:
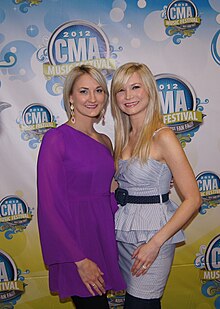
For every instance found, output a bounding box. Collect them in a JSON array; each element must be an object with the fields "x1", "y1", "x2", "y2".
[{"x1": 110, "y1": 62, "x2": 201, "y2": 309}]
